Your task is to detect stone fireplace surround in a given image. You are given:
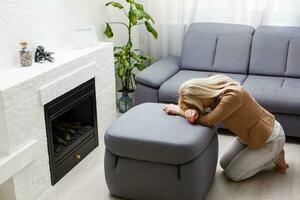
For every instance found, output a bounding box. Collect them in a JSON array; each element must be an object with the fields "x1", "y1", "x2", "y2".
[{"x1": 0, "y1": 42, "x2": 117, "y2": 200}]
